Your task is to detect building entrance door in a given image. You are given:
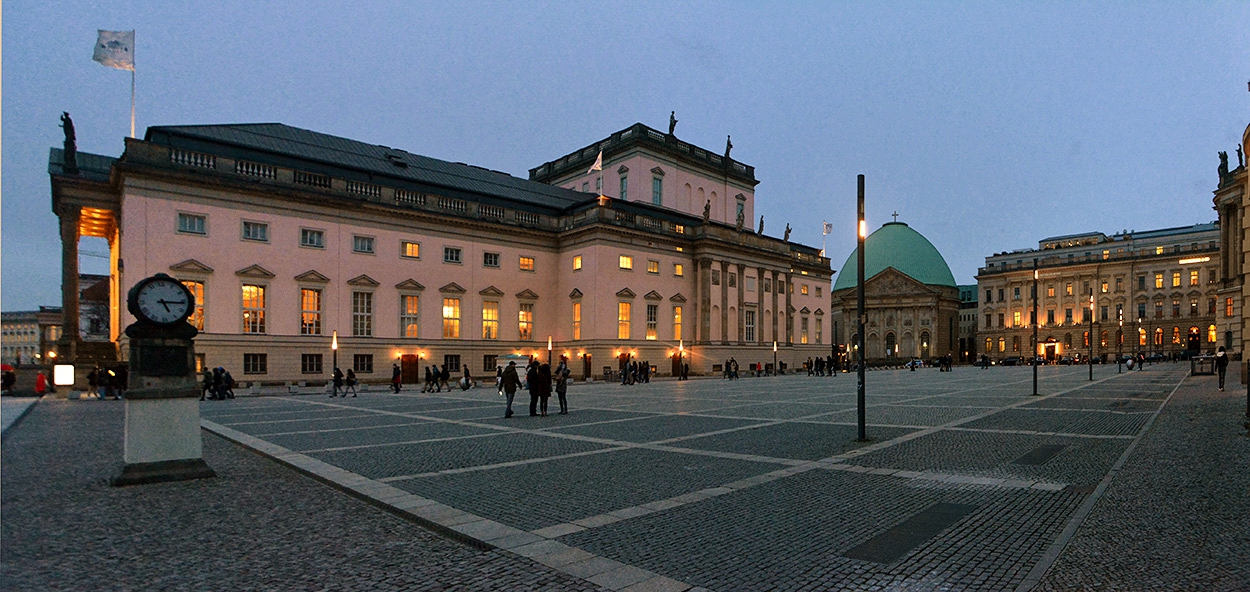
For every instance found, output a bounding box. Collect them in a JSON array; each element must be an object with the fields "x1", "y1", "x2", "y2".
[
  {"x1": 1186, "y1": 329, "x2": 1200, "y2": 353},
  {"x1": 400, "y1": 354, "x2": 420, "y2": 384},
  {"x1": 581, "y1": 354, "x2": 591, "y2": 380}
]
